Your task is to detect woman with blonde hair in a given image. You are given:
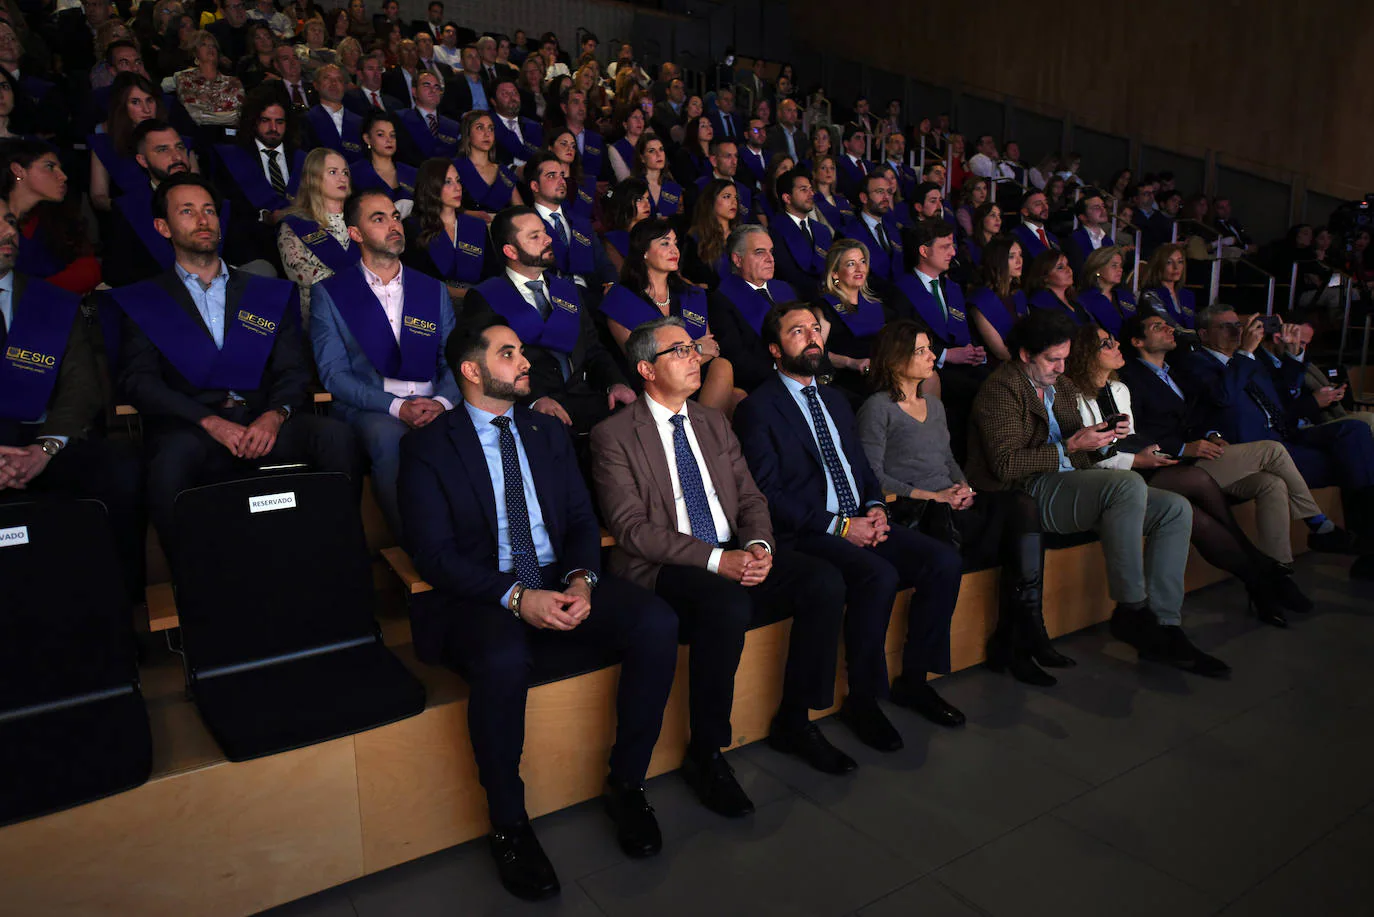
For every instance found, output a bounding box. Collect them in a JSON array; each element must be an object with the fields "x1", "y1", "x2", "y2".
[
  {"x1": 813, "y1": 240, "x2": 887, "y2": 396},
  {"x1": 1076, "y1": 245, "x2": 1138, "y2": 336},
  {"x1": 277, "y1": 148, "x2": 360, "y2": 322},
  {"x1": 174, "y1": 30, "x2": 245, "y2": 126},
  {"x1": 454, "y1": 110, "x2": 521, "y2": 218},
  {"x1": 335, "y1": 36, "x2": 363, "y2": 83},
  {"x1": 1138, "y1": 242, "x2": 1196, "y2": 330}
]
